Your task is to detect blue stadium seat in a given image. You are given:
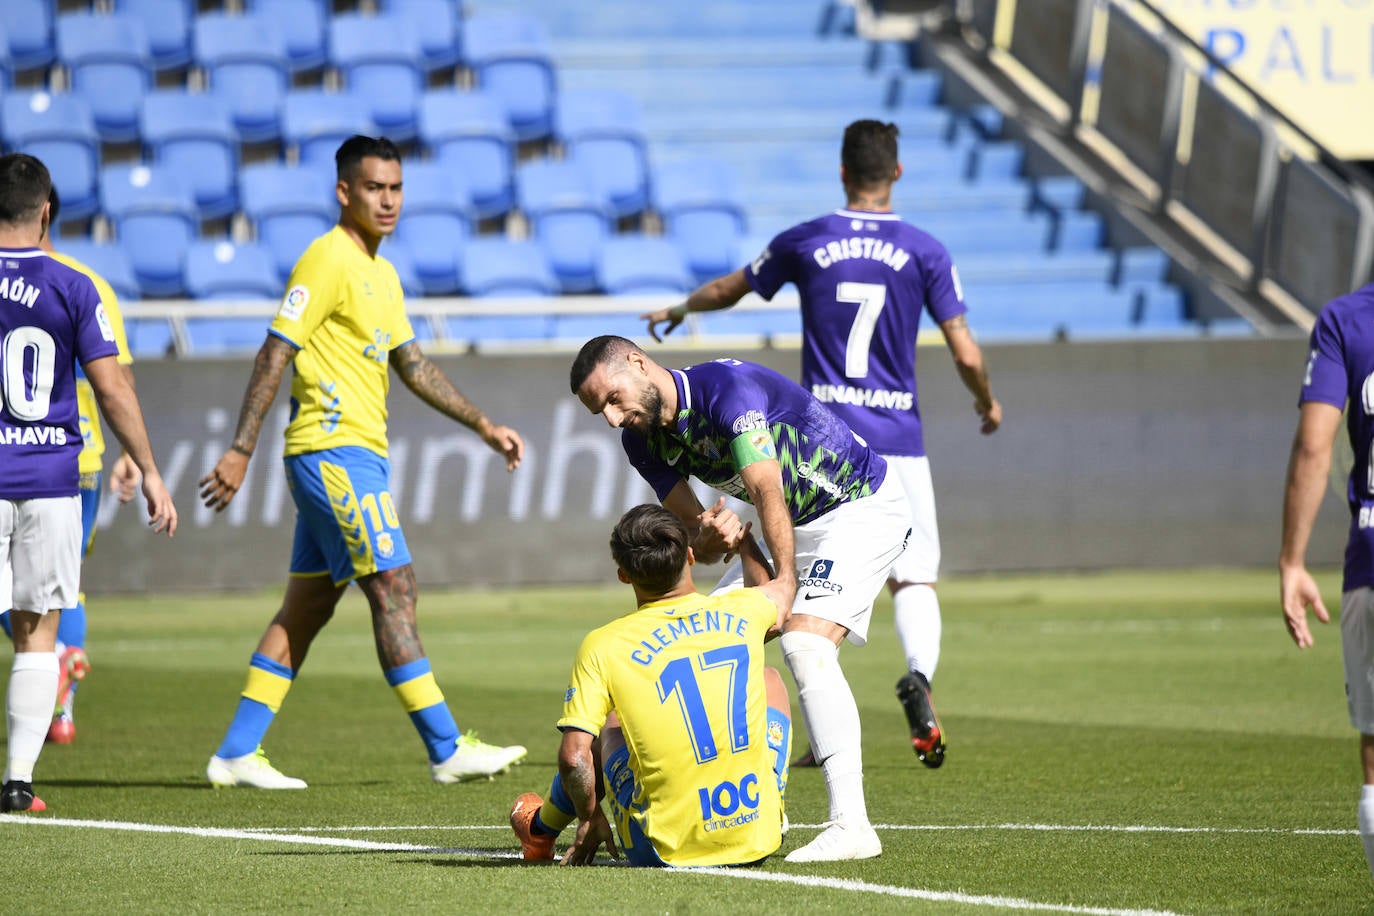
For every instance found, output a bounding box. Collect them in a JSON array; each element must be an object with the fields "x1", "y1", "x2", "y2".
[
  {"x1": 556, "y1": 90, "x2": 650, "y2": 219},
  {"x1": 184, "y1": 240, "x2": 280, "y2": 299},
  {"x1": 329, "y1": 14, "x2": 424, "y2": 143},
  {"x1": 460, "y1": 238, "x2": 559, "y2": 297},
  {"x1": 194, "y1": 13, "x2": 289, "y2": 145},
  {"x1": 100, "y1": 164, "x2": 198, "y2": 297},
  {"x1": 913, "y1": 211, "x2": 1055, "y2": 255},
  {"x1": 446, "y1": 313, "x2": 551, "y2": 345},
  {"x1": 597, "y1": 235, "x2": 694, "y2": 295},
  {"x1": 58, "y1": 240, "x2": 140, "y2": 302},
  {"x1": 183, "y1": 317, "x2": 272, "y2": 356},
  {"x1": 125, "y1": 316, "x2": 175, "y2": 357},
  {"x1": 378, "y1": 238, "x2": 426, "y2": 298},
  {"x1": 517, "y1": 159, "x2": 612, "y2": 293},
  {"x1": 57, "y1": 13, "x2": 153, "y2": 143},
  {"x1": 381, "y1": 0, "x2": 461, "y2": 74},
  {"x1": 1134, "y1": 283, "x2": 1189, "y2": 328},
  {"x1": 116, "y1": 0, "x2": 191, "y2": 73},
  {"x1": 239, "y1": 162, "x2": 336, "y2": 282},
  {"x1": 462, "y1": 12, "x2": 557, "y2": 142},
  {"x1": 140, "y1": 91, "x2": 238, "y2": 221},
  {"x1": 695, "y1": 308, "x2": 802, "y2": 341},
  {"x1": 550, "y1": 311, "x2": 651, "y2": 343},
  {"x1": 1, "y1": 92, "x2": 101, "y2": 224},
  {"x1": 652, "y1": 159, "x2": 746, "y2": 226},
  {"x1": 670, "y1": 210, "x2": 745, "y2": 284},
  {"x1": 969, "y1": 140, "x2": 1025, "y2": 181},
  {"x1": 393, "y1": 161, "x2": 471, "y2": 296},
  {"x1": 419, "y1": 90, "x2": 516, "y2": 220},
  {"x1": 957, "y1": 250, "x2": 1116, "y2": 287},
  {"x1": 0, "y1": 24, "x2": 12, "y2": 89},
  {"x1": 1116, "y1": 247, "x2": 1171, "y2": 285},
  {"x1": 1054, "y1": 212, "x2": 1104, "y2": 252},
  {"x1": 282, "y1": 91, "x2": 376, "y2": 166},
  {"x1": 6, "y1": 0, "x2": 55, "y2": 73},
  {"x1": 243, "y1": 0, "x2": 325, "y2": 75}
]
